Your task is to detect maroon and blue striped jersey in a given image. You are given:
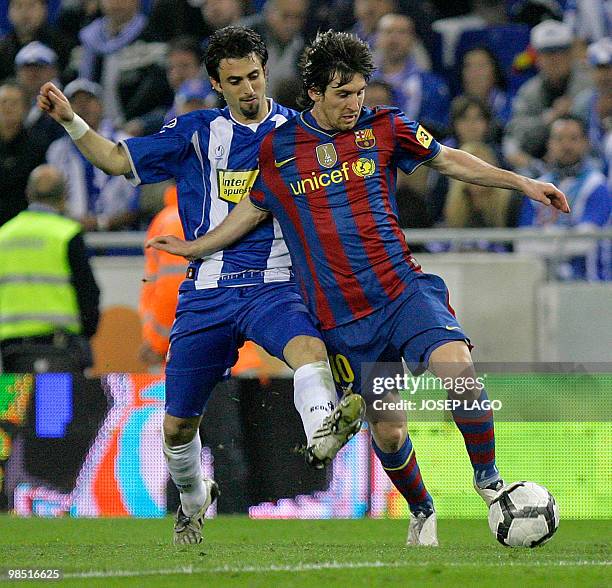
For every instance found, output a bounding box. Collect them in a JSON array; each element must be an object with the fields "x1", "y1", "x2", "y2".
[{"x1": 249, "y1": 106, "x2": 441, "y2": 330}]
